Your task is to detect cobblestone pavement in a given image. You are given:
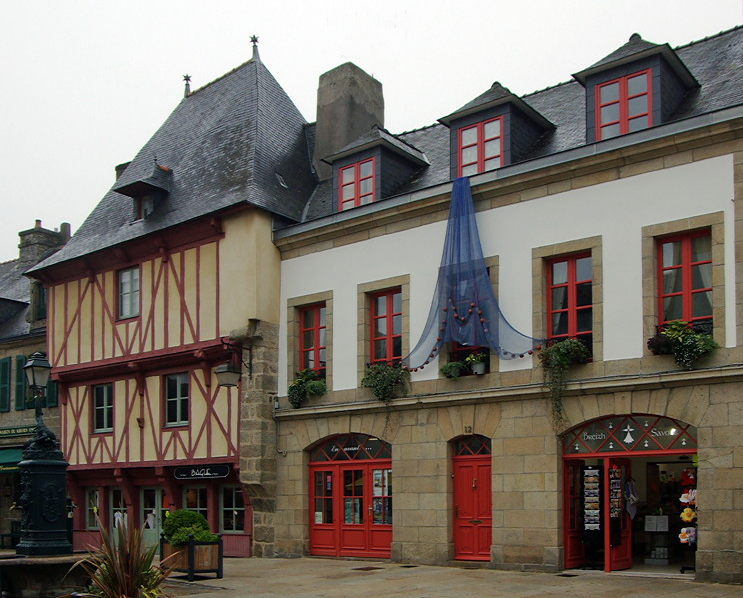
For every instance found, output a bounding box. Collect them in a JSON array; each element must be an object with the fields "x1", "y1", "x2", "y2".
[{"x1": 162, "y1": 557, "x2": 743, "y2": 598}]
